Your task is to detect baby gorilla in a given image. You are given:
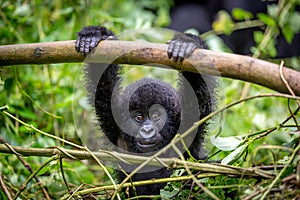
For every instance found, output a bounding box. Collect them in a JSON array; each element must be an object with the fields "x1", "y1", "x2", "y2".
[
  {"x1": 118, "y1": 78, "x2": 181, "y2": 153},
  {"x1": 76, "y1": 26, "x2": 215, "y2": 196}
]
